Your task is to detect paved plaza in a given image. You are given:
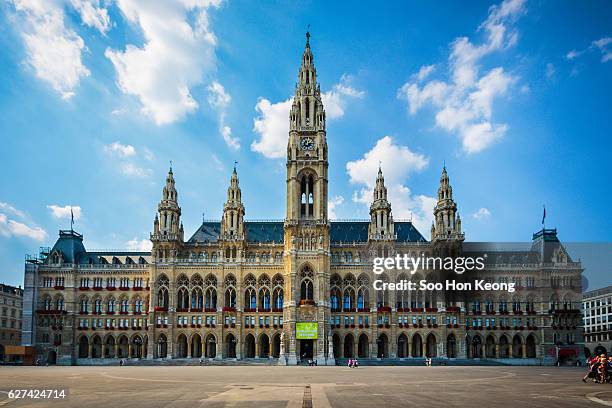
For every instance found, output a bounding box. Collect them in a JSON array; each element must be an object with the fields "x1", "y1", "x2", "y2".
[{"x1": 0, "y1": 365, "x2": 609, "y2": 408}]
